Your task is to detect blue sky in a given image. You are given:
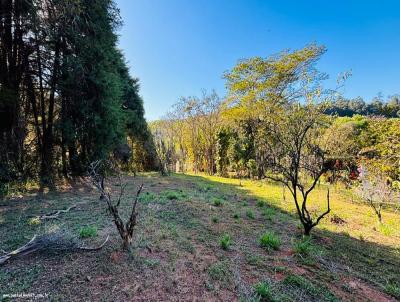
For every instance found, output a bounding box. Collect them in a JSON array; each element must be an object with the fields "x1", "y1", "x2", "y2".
[{"x1": 115, "y1": 0, "x2": 400, "y2": 120}]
